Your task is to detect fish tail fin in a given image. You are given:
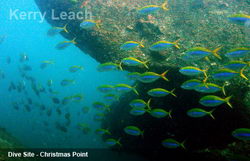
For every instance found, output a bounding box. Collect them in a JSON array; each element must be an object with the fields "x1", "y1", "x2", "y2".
[
  {"x1": 225, "y1": 96, "x2": 233, "y2": 108},
  {"x1": 202, "y1": 68, "x2": 209, "y2": 82},
  {"x1": 247, "y1": 61, "x2": 250, "y2": 67},
  {"x1": 212, "y1": 47, "x2": 222, "y2": 59},
  {"x1": 96, "y1": 23, "x2": 100, "y2": 29},
  {"x1": 174, "y1": 39, "x2": 180, "y2": 49},
  {"x1": 202, "y1": 76, "x2": 209, "y2": 85},
  {"x1": 169, "y1": 110, "x2": 173, "y2": 119},
  {"x1": 146, "y1": 108, "x2": 151, "y2": 113},
  {"x1": 204, "y1": 56, "x2": 210, "y2": 62},
  {"x1": 132, "y1": 85, "x2": 139, "y2": 95},
  {"x1": 146, "y1": 98, "x2": 152, "y2": 111},
  {"x1": 117, "y1": 138, "x2": 122, "y2": 147},
  {"x1": 161, "y1": 1, "x2": 168, "y2": 10},
  {"x1": 63, "y1": 24, "x2": 69, "y2": 33},
  {"x1": 180, "y1": 141, "x2": 186, "y2": 149},
  {"x1": 208, "y1": 109, "x2": 216, "y2": 120},
  {"x1": 170, "y1": 89, "x2": 177, "y2": 97},
  {"x1": 203, "y1": 68, "x2": 209, "y2": 76},
  {"x1": 161, "y1": 70, "x2": 169, "y2": 81},
  {"x1": 71, "y1": 37, "x2": 77, "y2": 44},
  {"x1": 202, "y1": 82, "x2": 209, "y2": 89},
  {"x1": 239, "y1": 67, "x2": 248, "y2": 80},
  {"x1": 118, "y1": 62, "x2": 123, "y2": 70},
  {"x1": 107, "y1": 129, "x2": 112, "y2": 135},
  {"x1": 222, "y1": 83, "x2": 226, "y2": 96},
  {"x1": 133, "y1": 88, "x2": 139, "y2": 95},
  {"x1": 143, "y1": 61, "x2": 149, "y2": 69},
  {"x1": 96, "y1": 20, "x2": 102, "y2": 29},
  {"x1": 139, "y1": 39, "x2": 145, "y2": 48}
]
